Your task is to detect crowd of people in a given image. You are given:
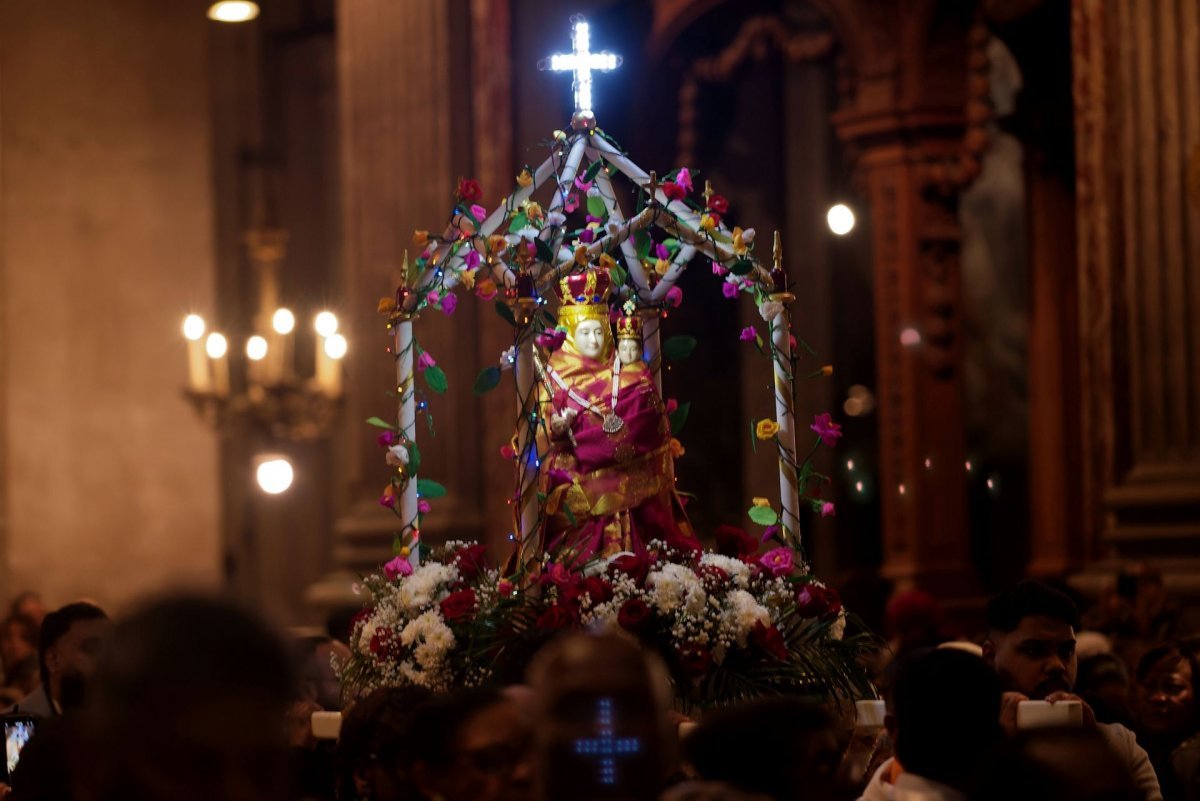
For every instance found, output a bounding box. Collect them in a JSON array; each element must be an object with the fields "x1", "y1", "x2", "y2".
[{"x1": 0, "y1": 574, "x2": 1193, "y2": 801}]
